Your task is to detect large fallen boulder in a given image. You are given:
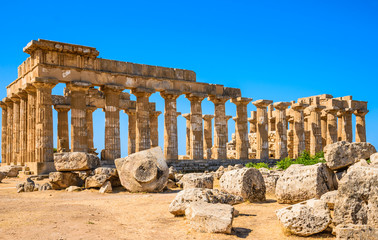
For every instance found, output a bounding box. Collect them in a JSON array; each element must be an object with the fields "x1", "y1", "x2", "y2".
[
  {"x1": 185, "y1": 202, "x2": 234, "y2": 234},
  {"x1": 0, "y1": 172, "x2": 6, "y2": 182},
  {"x1": 334, "y1": 224, "x2": 378, "y2": 240},
  {"x1": 370, "y1": 152, "x2": 378, "y2": 166},
  {"x1": 178, "y1": 173, "x2": 213, "y2": 189},
  {"x1": 93, "y1": 167, "x2": 121, "y2": 187},
  {"x1": 219, "y1": 168, "x2": 265, "y2": 202},
  {"x1": 169, "y1": 188, "x2": 243, "y2": 216},
  {"x1": 49, "y1": 172, "x2": 84, "y2": 190},
  {"x1": 54, "y1": 152, "x2": 100, "y2": 171},
  {"x1": 0, "y1": 165, "x2": 22, "y2": 177},
  {"x1": 275, "y1": 163, "x2": 338, "y2": 204},
  {"x1": 333, "y1": 165, "x2": 378, "y2": 227},
  {"x1": 115, "y1": 147, "x2": 168, "y2": 193},
  {"x1": 324, "y1": 141, "x2": 376, "y2": 170},
  {"x1": 85, "y1": 174, "x2": 108, "y2": 188},
  {"x1": 320, "y1": 190, "x2": 337, "y2": 210},
  {"x1": 276, "y1": 199, "x2": 332, "y2": 236}
]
